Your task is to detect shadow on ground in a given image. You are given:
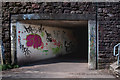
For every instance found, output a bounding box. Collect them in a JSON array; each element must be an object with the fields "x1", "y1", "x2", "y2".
[{"x1": 20, "y1": 53, "x2": 88, "y2": 67}]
